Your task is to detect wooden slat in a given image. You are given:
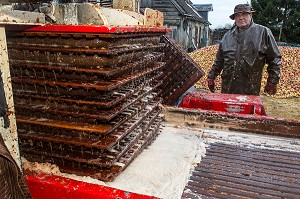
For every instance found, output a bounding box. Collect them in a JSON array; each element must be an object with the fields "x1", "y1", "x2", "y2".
[{"x1": 183, "y1": 143, "x2": 300, "y2": 198}]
